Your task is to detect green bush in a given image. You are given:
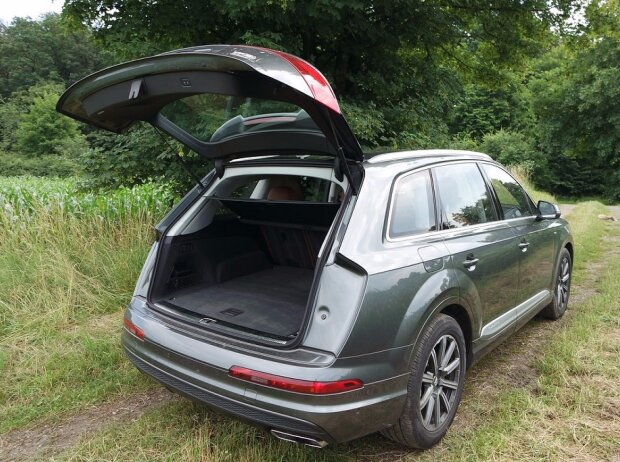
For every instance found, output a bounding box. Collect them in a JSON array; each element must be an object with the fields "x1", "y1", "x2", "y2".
[
  {"x1": 478, "y1": 130, "x2": 548, "y2": 181},
  {"x1": 446, "y1": 134, "x2": 481, "y2": 151},
  {"x1": 14, "y1": 86, "x2": 87, "y2": 157},
  {"x1": 340, "y1": 101, "x2": 387, "y2": 148},
  {"x1": 79, "y1": 124, "x2": 211, "y2": 194},
  {"x1": 0, "y1": 151, "x2": 80, "y2": 177}
]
